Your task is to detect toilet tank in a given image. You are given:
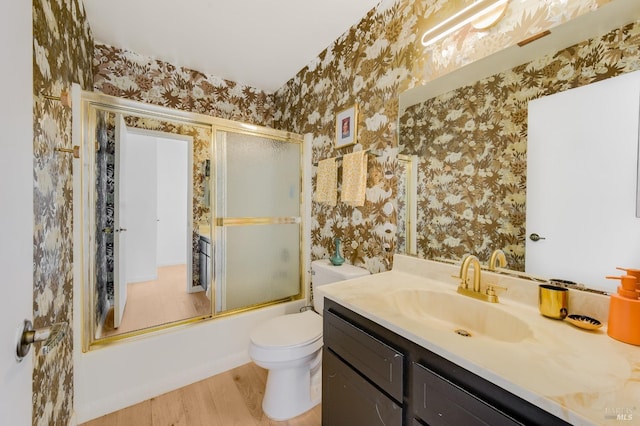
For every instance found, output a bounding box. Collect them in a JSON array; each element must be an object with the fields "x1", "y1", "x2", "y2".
[{"x1": 311, "y1": 259, "x2": 369, "y2": 312}]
